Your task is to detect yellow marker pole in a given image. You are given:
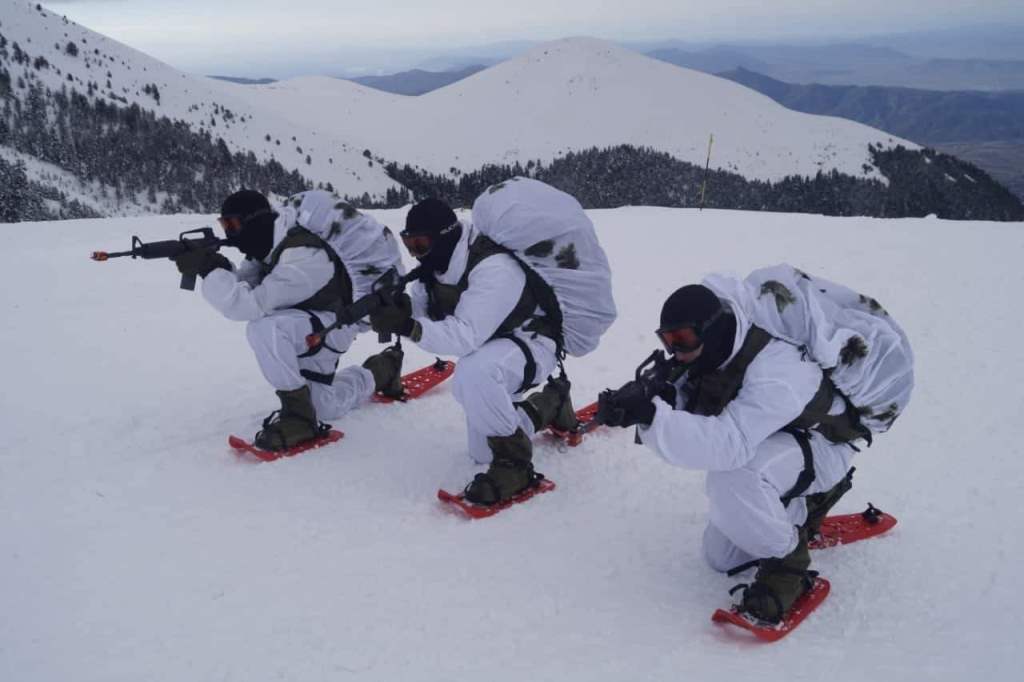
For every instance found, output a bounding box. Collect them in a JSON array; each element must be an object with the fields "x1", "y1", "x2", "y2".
[{"x1": 699, "y1": 133, "x2": 714, "y2": 211}]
